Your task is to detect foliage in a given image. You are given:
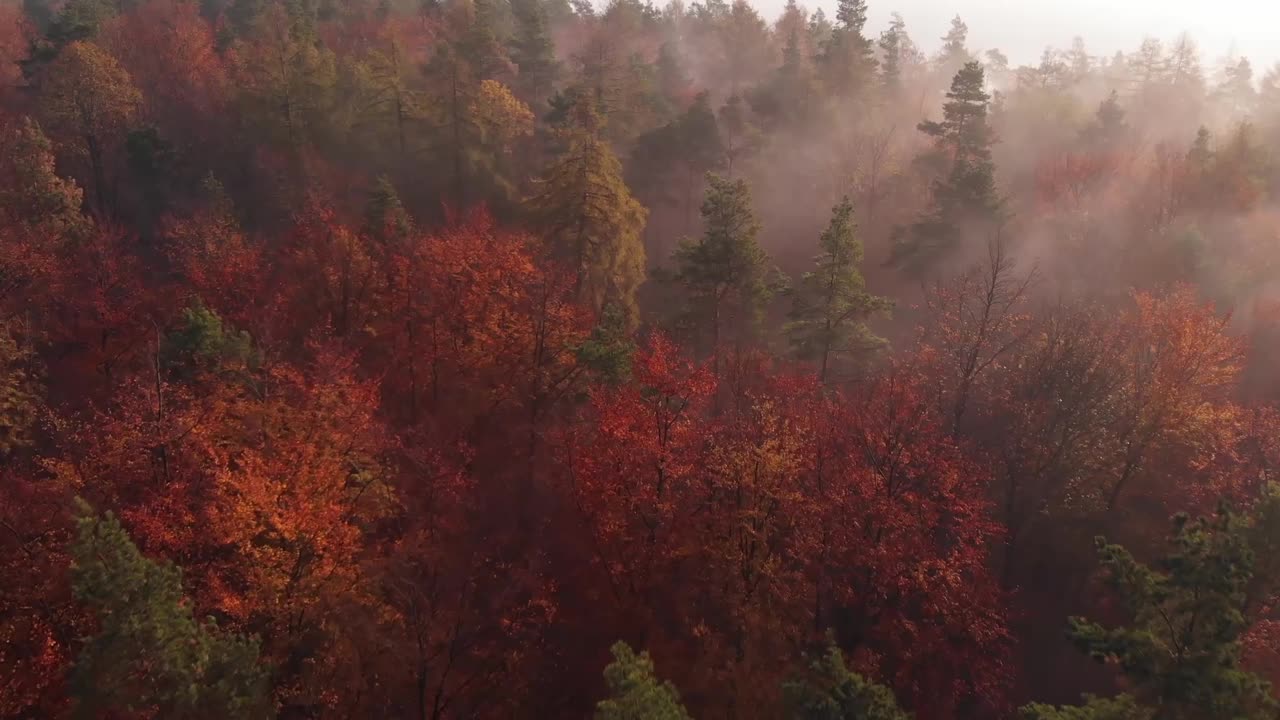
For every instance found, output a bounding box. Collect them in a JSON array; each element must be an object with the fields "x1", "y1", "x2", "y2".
[
  {"x1": 782, "y1": 640, "x2": 909, "y2": 720},
  {"x1": 786, "y1": 196, "x2": 890, "y2": 381},
  {"x1": 595, "y1": 642, "x2": 692, "y2": 720},
  {"x1": 69, "y1": 502, "x2": 273, "y2": 719},
  {"x1": 1063, "y1": 509, "x2": 1278, "y2": 719}
]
